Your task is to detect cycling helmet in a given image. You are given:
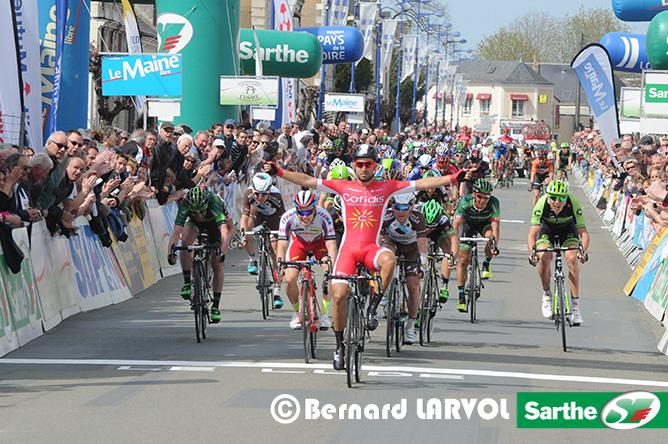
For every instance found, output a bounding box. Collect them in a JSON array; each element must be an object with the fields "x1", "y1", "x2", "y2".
[
  {"x1": 352, "y1": 144, "x2": 377, "y2": 161},
  {"x1": 472, "y1": 178, "x2": 493, "y2": 195},
  {"x1": 470, "y1": 148, "x2": 482, "y2": 161},
  {"x1": 333, "y1": 194, "x2": 342, "y2": 212},
  {"x1": 435, "y1": 144, "x2": 448, "y2": 157},
  {"x1": 252, "y1": 172, "x2": 273, "y2": 192},
  {"x1": 422, "y1": 170, "x2": 438, "y2": 179},
  {"x1": 393, "y1": 193, "x2": 414, "y2": 206},
  {"x1": 383, "y1": 148, "x2": 397, "y2": 159},
  {"x1": 546, "y1": 180, "x2": 569, "y2": 198},
  {"x1": 417, "y1": 154, "x2": 432, "y2": 168},
  {"x1": 422, "y1": 199, "x2": 443, "y2": 225},
  {"x1": 538, "y1": 148, "x2": 548, "y2": 158},
  {"x1": 293, "y1": 190, "x2": 316, "y2": 208},
  {"x1": 382, "y1": 159, "x2": 402, "y2": 180},
  {"x1": 185, "y1": 187, "x2": 208, "y2": 213},
  {"x1": 330, "y1": 164, "x2": 350, "y2": 180},
  {"x1": 560, "y1": 142, "x2": 570, "y2": 149}
]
